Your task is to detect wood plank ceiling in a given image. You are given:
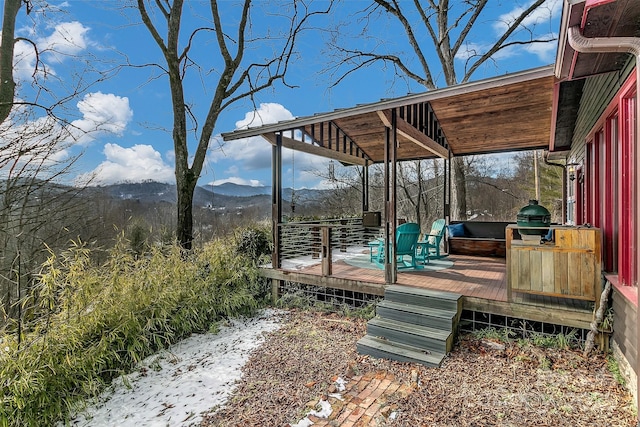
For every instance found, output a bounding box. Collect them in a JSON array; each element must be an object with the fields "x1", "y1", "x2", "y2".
[
  {"x1": 431, "y1": 75, "x2": 554, "y2": 156},
  {"x1": 221, "y1": 67, "x2": 556, "y2": 164},
  {"x1": 298, "y1": 74, "x2": 555, "y2": 163}
]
